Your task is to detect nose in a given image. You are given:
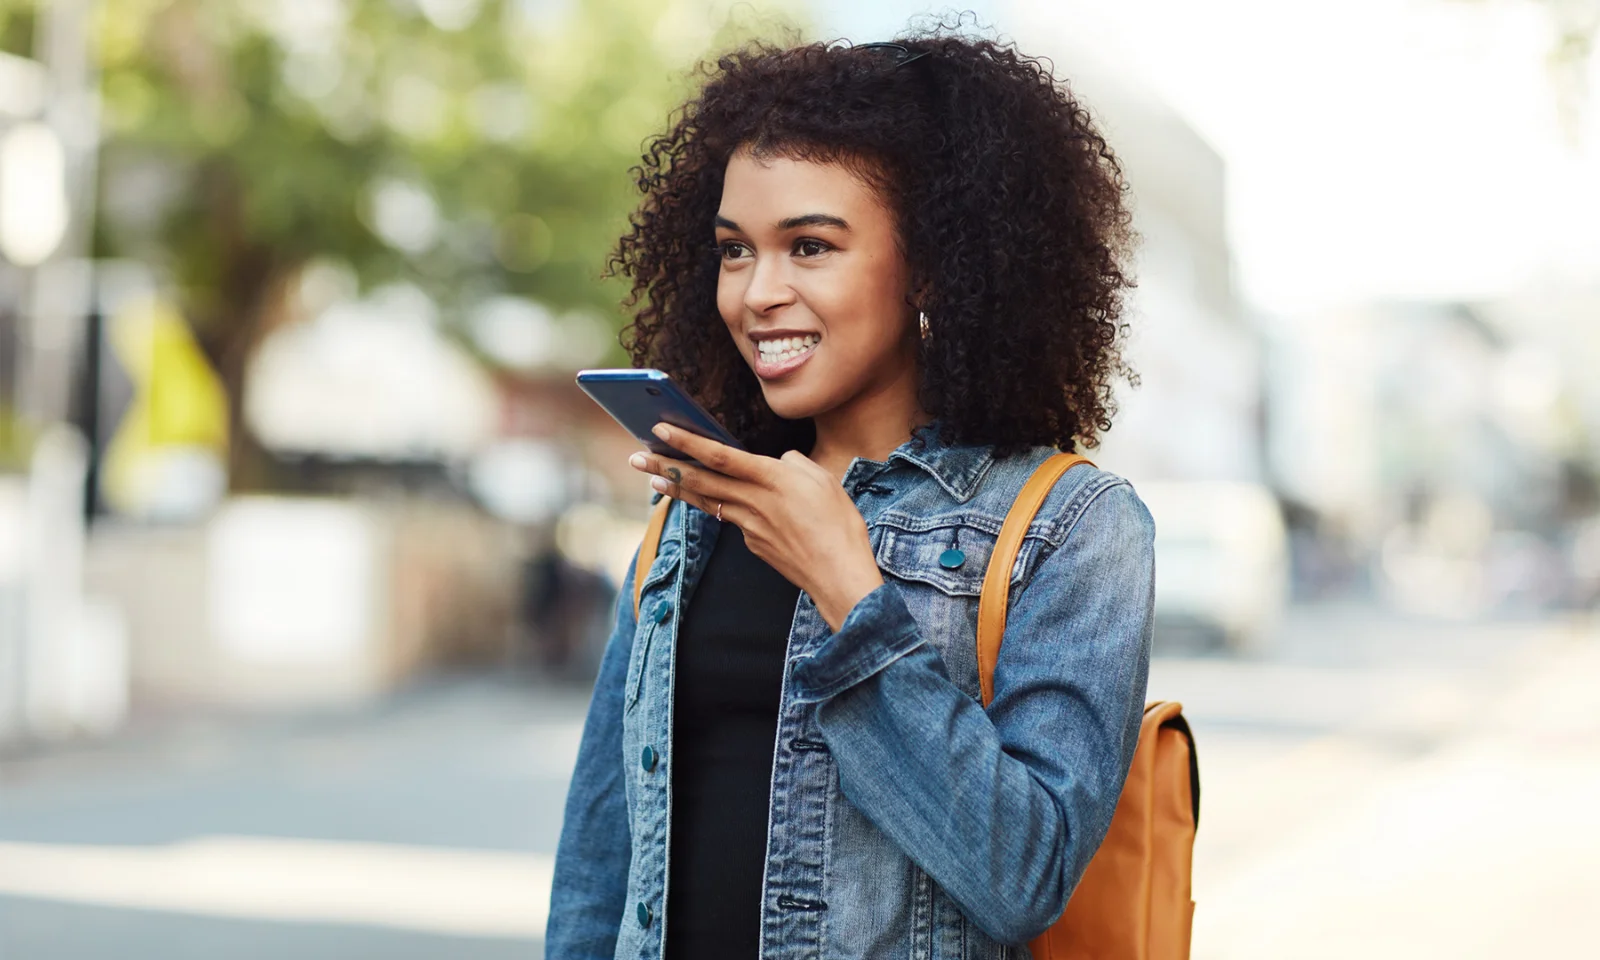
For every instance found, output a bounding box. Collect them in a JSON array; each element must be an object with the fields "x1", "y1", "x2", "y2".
[{"x1": 743, "y1": 251, "x2": 795, "y2": 315}]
